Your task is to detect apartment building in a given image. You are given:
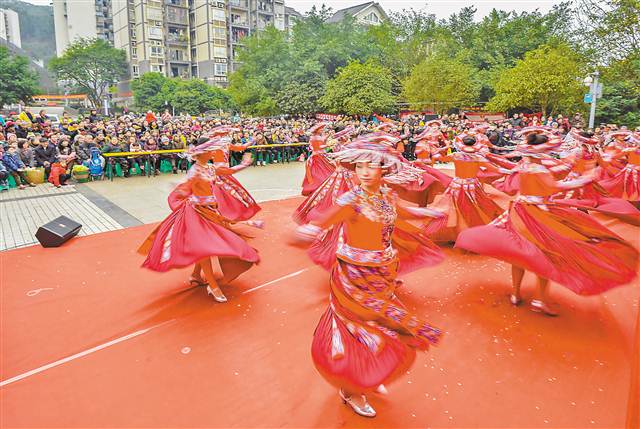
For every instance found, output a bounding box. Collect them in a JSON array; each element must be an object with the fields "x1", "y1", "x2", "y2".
[
  {"x1": 0, "y1": 8, "x2": 21, "y2": 48},
  {"x1": 53, "y1": 0, "x2": 113, "y2": 56}
]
